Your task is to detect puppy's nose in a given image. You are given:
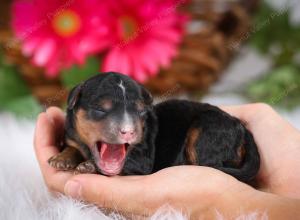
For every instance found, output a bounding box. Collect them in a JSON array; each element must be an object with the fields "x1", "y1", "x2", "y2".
[{"x1": 119, "y1": 128, "x2": 135, "y2": 142}]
